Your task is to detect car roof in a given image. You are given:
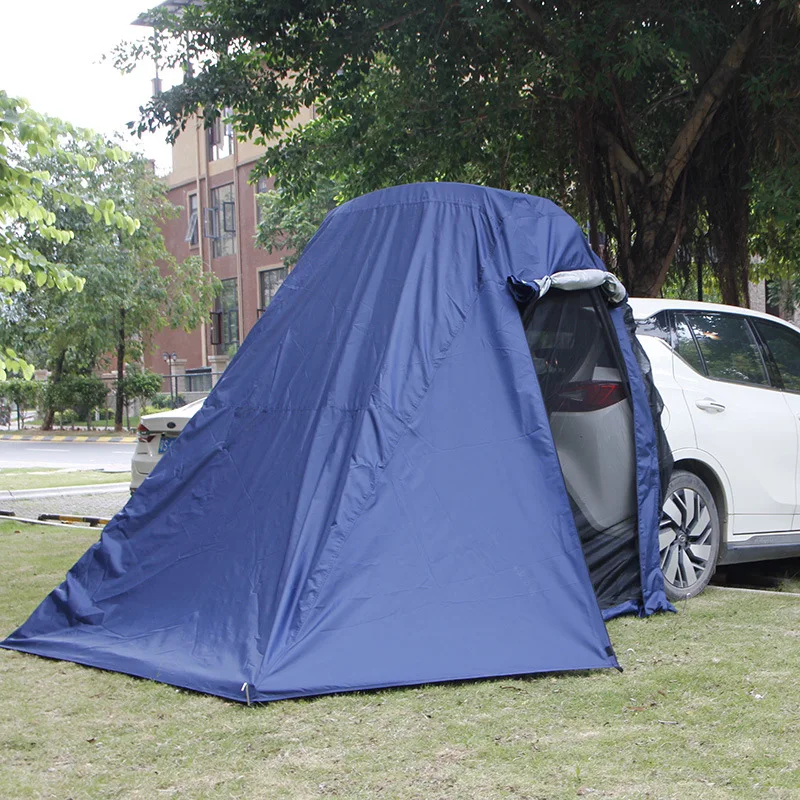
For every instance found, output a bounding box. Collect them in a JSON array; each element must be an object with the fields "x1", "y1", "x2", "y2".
[{"x1": 628, "y1": 297, "x2": 800, "y2": 332}]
